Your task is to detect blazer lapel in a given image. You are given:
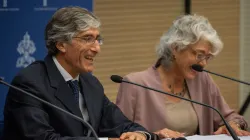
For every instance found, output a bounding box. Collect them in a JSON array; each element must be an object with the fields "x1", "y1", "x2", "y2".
[
  {"x1": 44, "y1": 55, "x2": 83, "y2": 118},
  {"x1": 54, "y1": 81, "x2": 83, "y2": 118},
  {"x1": 186, "y1": 78, "x2": 202, "y2": 111},
  {"x1": 79, "y1": 76, "x2": 96, "y2": 129}
]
